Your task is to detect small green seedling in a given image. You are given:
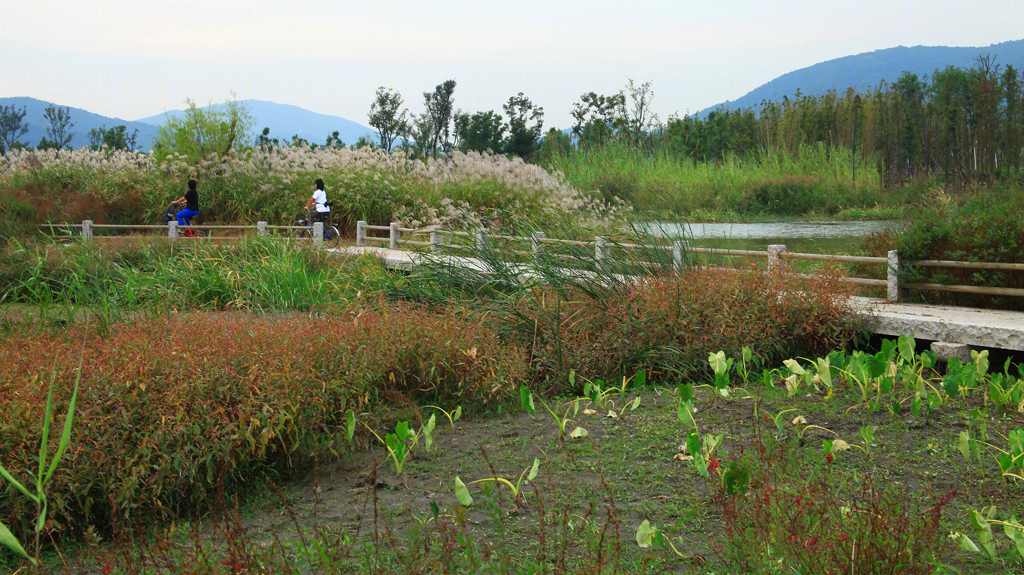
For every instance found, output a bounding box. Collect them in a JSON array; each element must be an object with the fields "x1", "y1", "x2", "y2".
[{"x1": 455, "y1": 458, "x2": 541, "y2": 506}]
